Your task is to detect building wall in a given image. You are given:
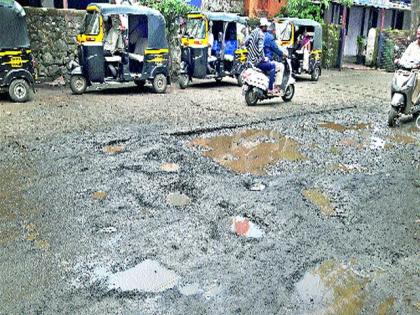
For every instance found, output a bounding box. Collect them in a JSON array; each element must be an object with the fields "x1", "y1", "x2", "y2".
[
  {"x1": 244, "y1": 0, "x2": 286, "y2": 17},
  {"x1": 344, "y1": 6, "x2": 365, "y2": 56}
]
